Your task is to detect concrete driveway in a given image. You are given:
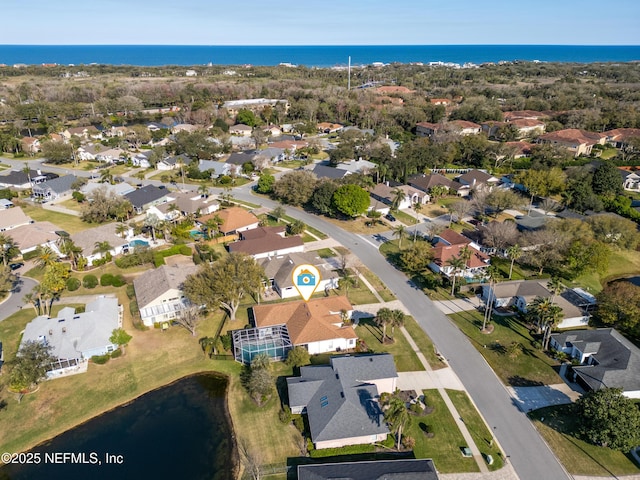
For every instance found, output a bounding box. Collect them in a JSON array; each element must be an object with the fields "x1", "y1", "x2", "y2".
[{"x1": 508, "y1": 383, "x2": 582, "y2": 413}]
